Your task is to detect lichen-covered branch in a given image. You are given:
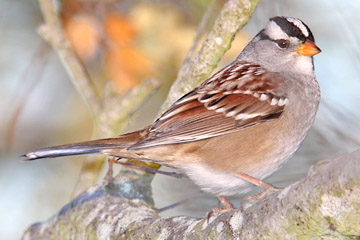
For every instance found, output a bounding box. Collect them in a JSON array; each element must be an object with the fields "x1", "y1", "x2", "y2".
[
  {"x1": 160, "y1": 0, "x2": 260, "y2": 113},
  {"x1": 22, "y1": 149, "x2": 360, "y2": 239}
]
